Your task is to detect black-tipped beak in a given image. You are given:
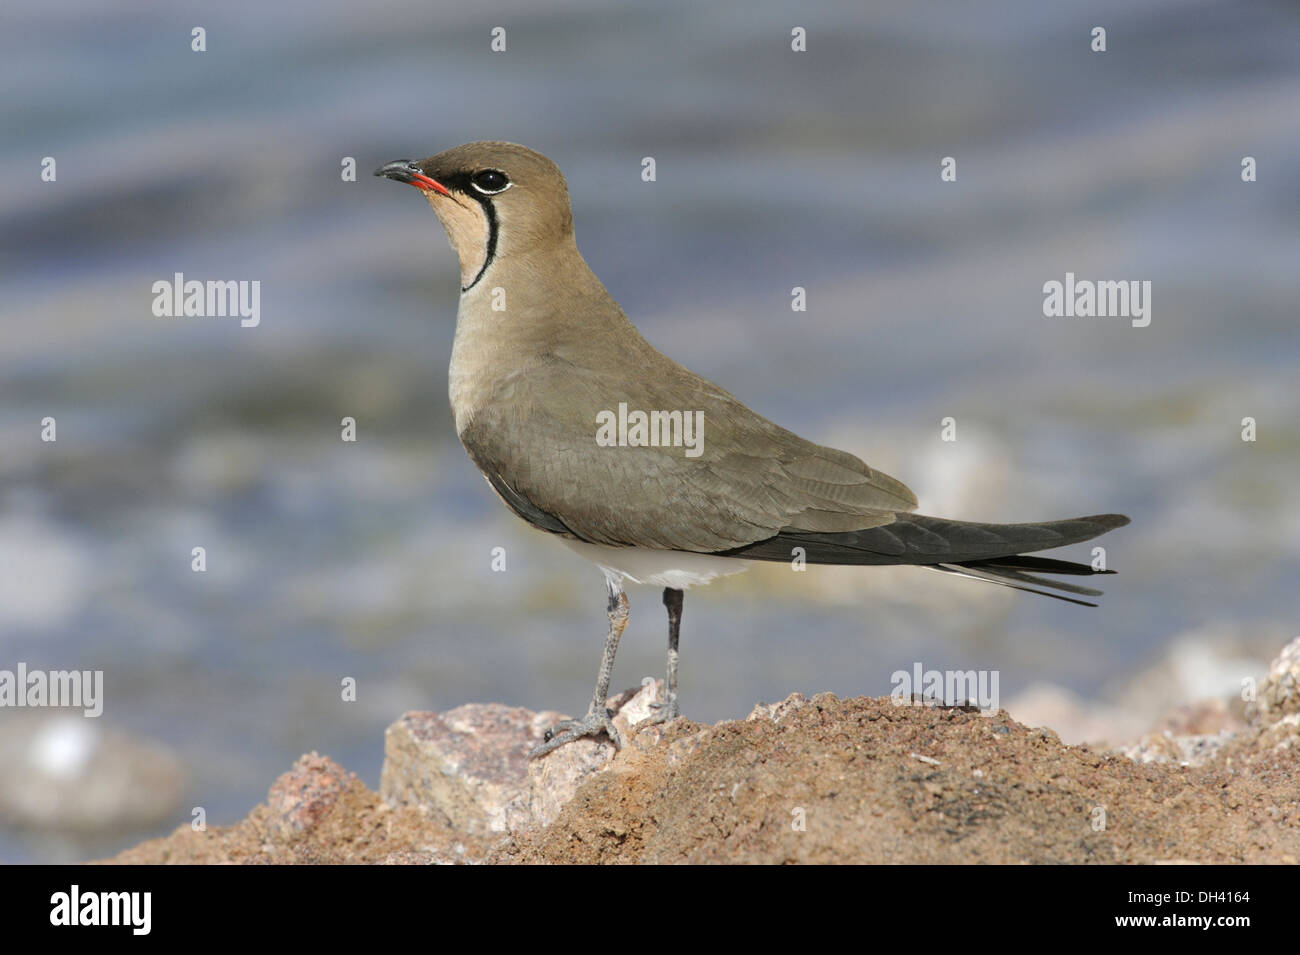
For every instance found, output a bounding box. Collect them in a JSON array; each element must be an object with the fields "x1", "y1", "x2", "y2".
[{"x1": 374, "y1": 159, "x2": 450, "y2": 196}]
